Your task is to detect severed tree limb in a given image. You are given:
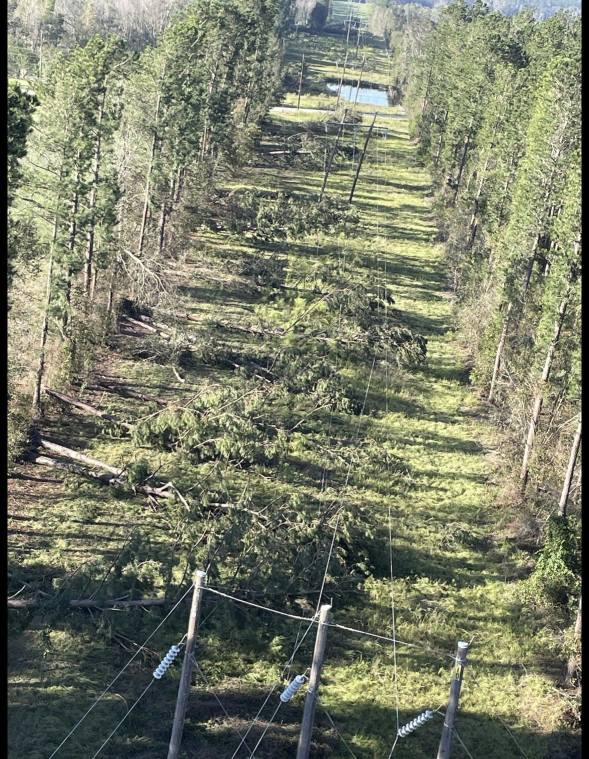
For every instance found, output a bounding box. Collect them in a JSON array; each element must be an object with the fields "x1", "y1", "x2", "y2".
[
  {"x1": 39, "y1": 439, "x2": 123, "y2": 476},
  {"x1": 44, "y1": 388, "x2": 134, "y2": 431},
  {"x1": 87, "y1": 382, "x2": 168, "y2": 407},
  {"x1": 8, "y1": 596, "x2": 168, "y2": 609},
  {"x1": 33, "y1": 448, "x2": 174, "y2": 500}
]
